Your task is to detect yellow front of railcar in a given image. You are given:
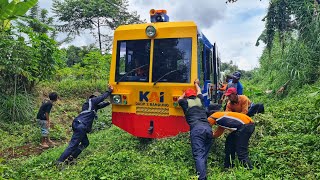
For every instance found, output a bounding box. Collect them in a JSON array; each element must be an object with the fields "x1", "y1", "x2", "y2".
[{"x1": 109, "y1": 21, "x2": 199, "y2": 138}]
